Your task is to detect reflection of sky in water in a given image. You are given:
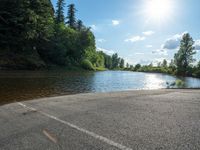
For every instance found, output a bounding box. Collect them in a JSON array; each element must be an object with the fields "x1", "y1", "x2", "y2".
[{"x1": 0, "y1": 70, "x2": 200, "y2": 104}]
